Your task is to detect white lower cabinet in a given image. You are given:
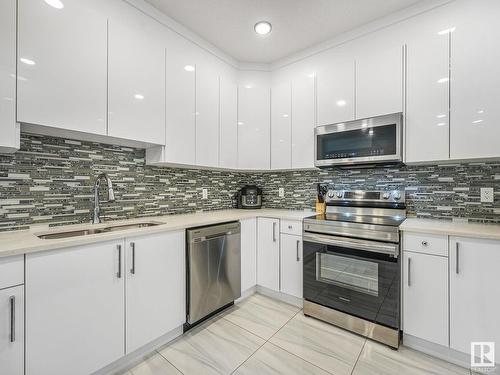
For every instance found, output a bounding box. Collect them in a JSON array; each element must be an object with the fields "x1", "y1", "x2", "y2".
[
  {"x1": 449, "y1": 236, "x2": 500, "y2": 357},
  {"x1": 280, "y1": 234, "x2": 302, "y2": 299},
  {"x1": 26, "y1": 240, "x2": 125, "y2": 375},
  {"x1": 257, "y1": 218, "x2": 280, "y2": 291},
  {"x1": 0, "y1": 285, "x2": 24, "y2": 375},
  {"x1": 403, "y1": 251, "x2": 448, "y2": 346},
  {"x1": 240, "y1": 218, "x2": 257, "y2": 293},
  {"x1": 125, "y1": 231, "x2": 185, "y2": 353}
]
